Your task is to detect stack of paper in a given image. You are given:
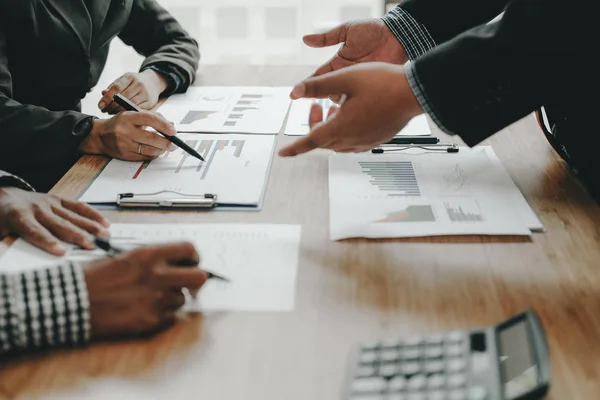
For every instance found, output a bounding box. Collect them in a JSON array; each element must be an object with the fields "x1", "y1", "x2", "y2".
[
  {"x1": 159, "y1": 86, "x2": 292, "y2": 134},
  {"x1": 0, "y1": 224, "x2": 302, "y2": 311},
  {"x1": 328, "y1": 146, "x2": 543, "y2": 240}
]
